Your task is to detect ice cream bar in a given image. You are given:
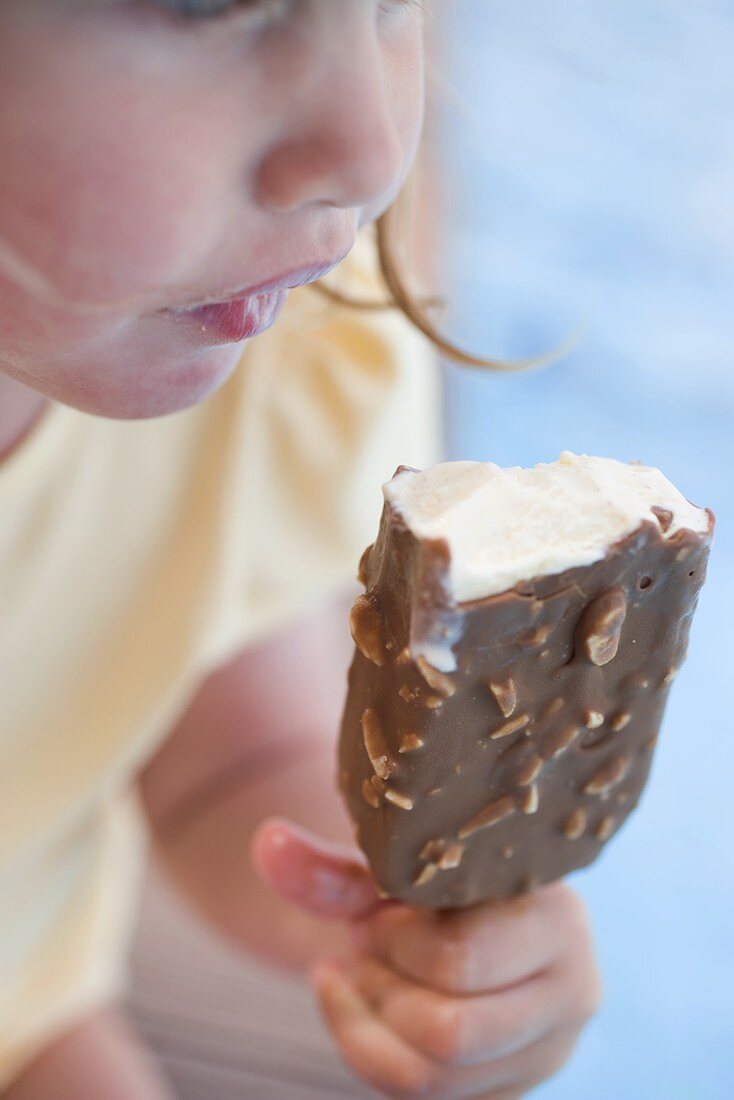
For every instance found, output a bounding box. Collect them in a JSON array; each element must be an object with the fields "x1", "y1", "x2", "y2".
[{"x1": 338, "y1": 453, "x2": 713, "y2": 909}]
